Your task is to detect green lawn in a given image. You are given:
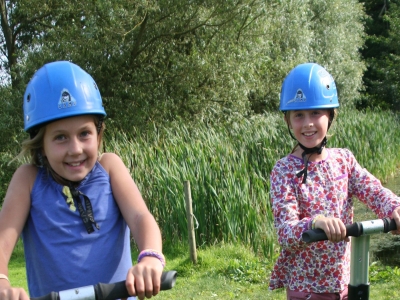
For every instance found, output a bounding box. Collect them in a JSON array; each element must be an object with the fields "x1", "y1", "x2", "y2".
[
  {"x1": 10, "y1": 234, "x2": 400, "y2": 300},
  {"x1": 9, "y1": 178, "x2": 400, "y2": 300}
]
